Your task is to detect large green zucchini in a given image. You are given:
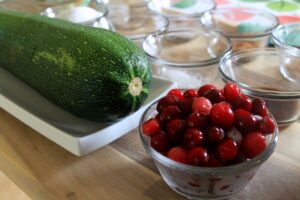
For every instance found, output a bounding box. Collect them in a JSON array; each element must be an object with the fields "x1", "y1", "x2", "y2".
[{"x1": 0, "y1": 10, "x2": 152, "y2": 122}]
